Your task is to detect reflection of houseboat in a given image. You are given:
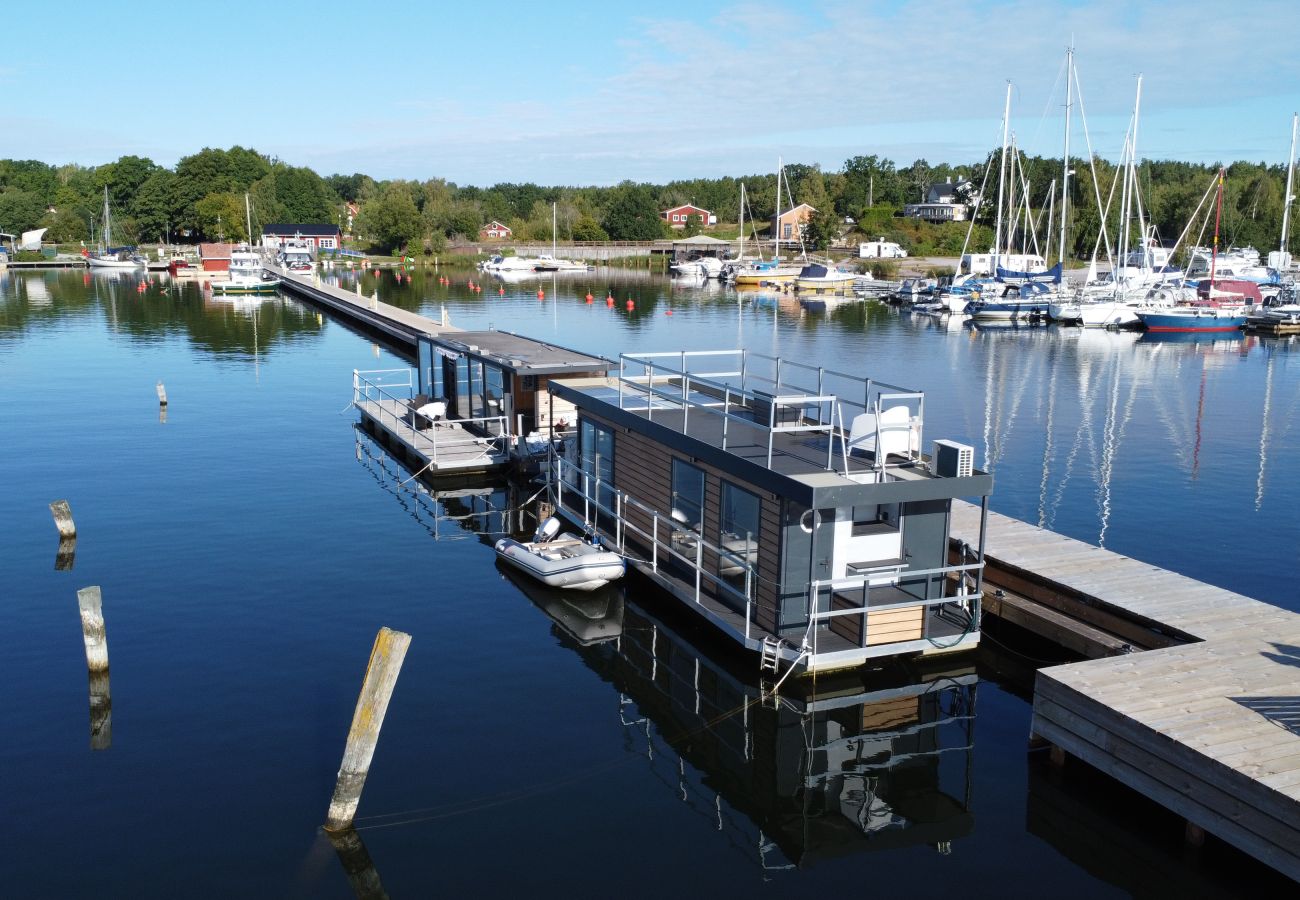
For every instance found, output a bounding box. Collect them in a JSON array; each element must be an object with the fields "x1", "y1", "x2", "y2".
[
  {"x1": 546, "y1": 349, "x2": 991, "y2": 674},
  {"x1": 353, "y1": 330, "x2": 611, "y2": 477},
  {"x1": 555, "y1": 597, "x2": 977, "y2": 868}
]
